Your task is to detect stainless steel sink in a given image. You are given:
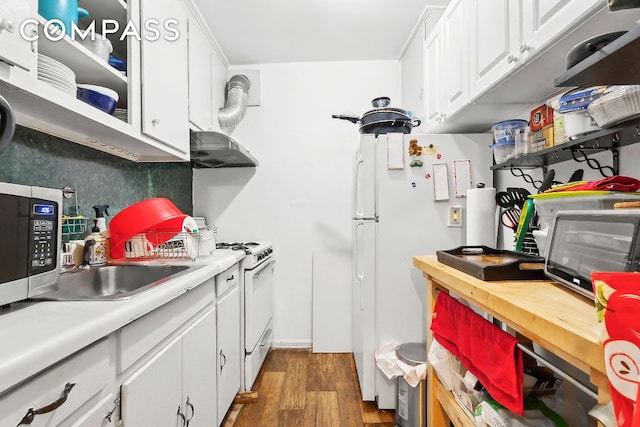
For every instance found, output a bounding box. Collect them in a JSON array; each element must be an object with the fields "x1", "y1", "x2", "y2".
[{"x1": 34, "y1": 265, "x2": 194, "y2": 301}]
